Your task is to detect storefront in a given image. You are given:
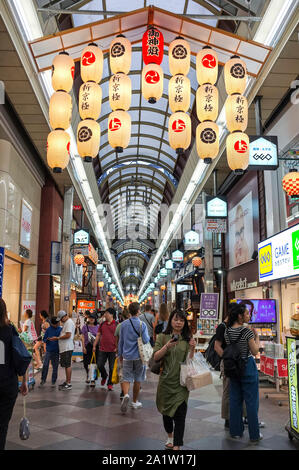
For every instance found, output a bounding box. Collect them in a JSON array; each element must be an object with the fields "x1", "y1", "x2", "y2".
[{"x1": 0, "y1": 140, "x2": 42, "y2": 327}]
